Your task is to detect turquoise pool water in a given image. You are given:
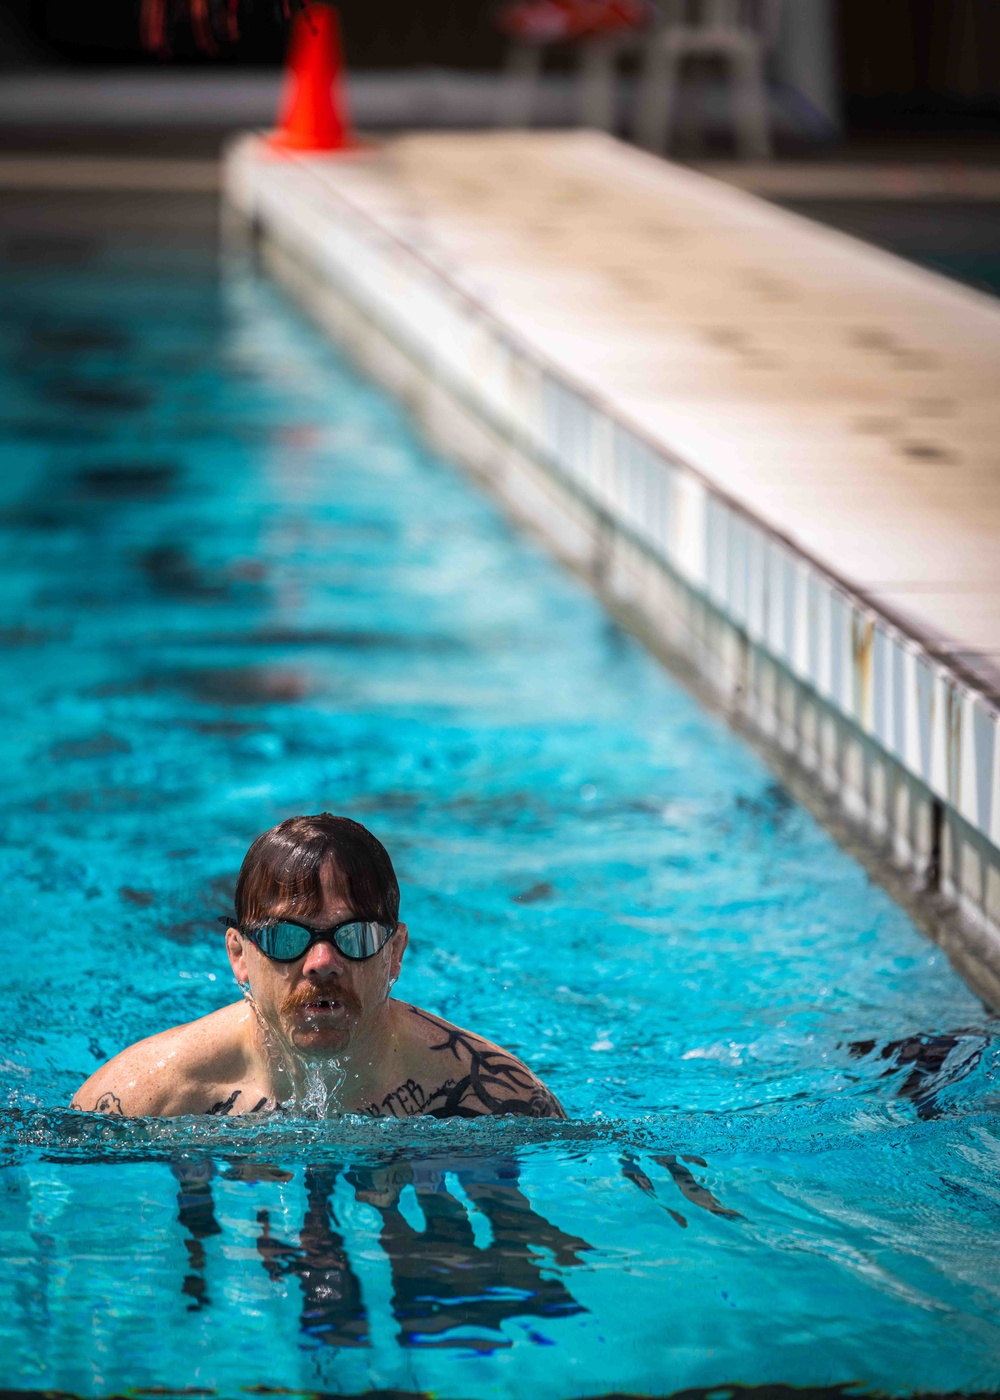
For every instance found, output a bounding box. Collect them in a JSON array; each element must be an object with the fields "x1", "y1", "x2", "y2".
[{"x1": 1, "y1": 218, "x2": 998, "y2": 1400}]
